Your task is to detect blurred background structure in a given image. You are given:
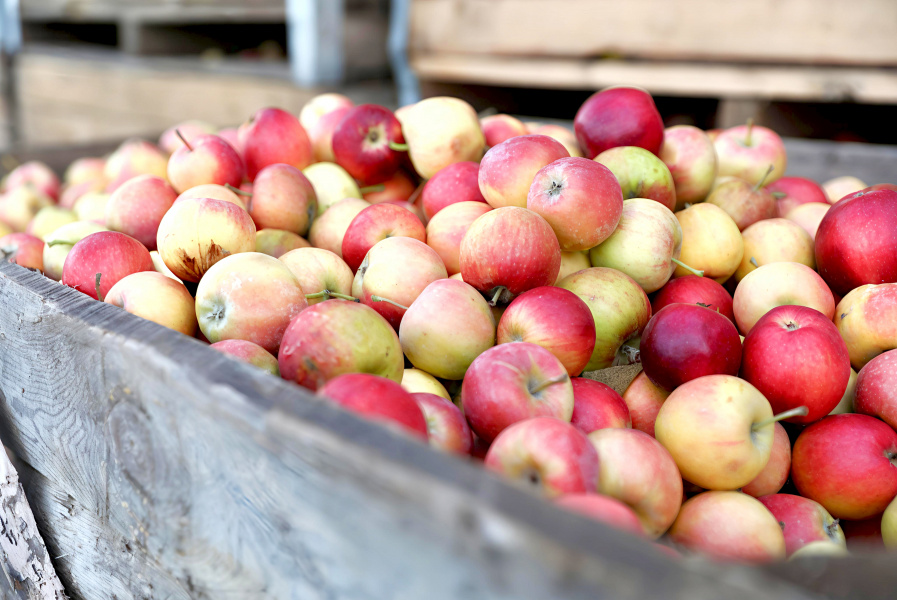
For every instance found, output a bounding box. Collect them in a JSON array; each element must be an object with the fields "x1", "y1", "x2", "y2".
[{"x1": 0, "y1": 0, "x2": 894, "y2": 151}]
